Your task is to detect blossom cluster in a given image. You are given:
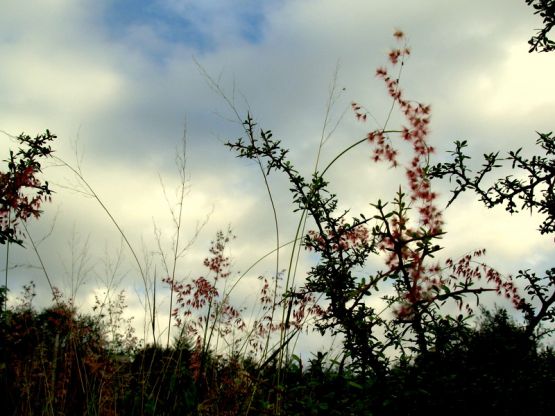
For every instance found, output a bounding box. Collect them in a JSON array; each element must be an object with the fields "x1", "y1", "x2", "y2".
[
  {"x1": 352, "y1": 32, "x2": 521, "y2": 320},
  {"x1": 445, "y1": 249, "x2": 521, "y2": 309},
  {"x1": 163, "y1": 230, "x2": 245, "y2": 343},
  {"x1": 306, "y1": 219, "x2": 370, "y2": 253},
  {"x1": 1, "y1": 131, "x2": 55, "y2": 245}
]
